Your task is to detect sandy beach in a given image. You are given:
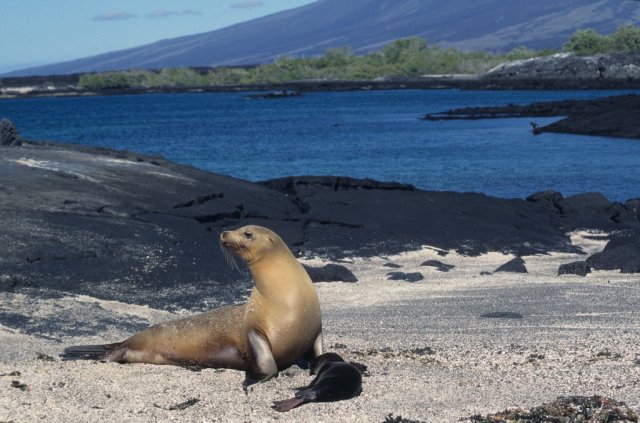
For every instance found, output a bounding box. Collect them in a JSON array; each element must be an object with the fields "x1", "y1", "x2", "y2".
[{"x1": 1, "y1": 231, "x2": 639, "y2": 422}]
